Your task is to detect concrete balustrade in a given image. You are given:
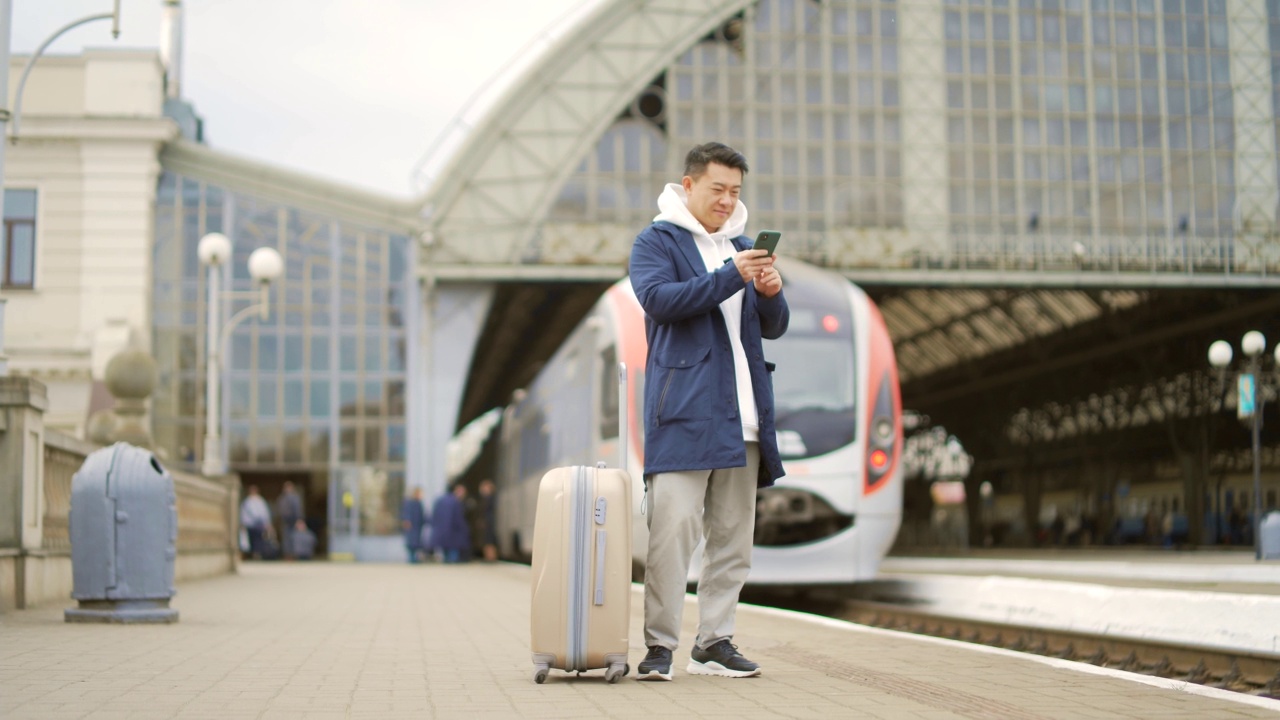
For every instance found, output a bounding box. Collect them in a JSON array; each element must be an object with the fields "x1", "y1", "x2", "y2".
[{"x1": 0, "y1": 375, "x2": 238, "y2": 611}]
